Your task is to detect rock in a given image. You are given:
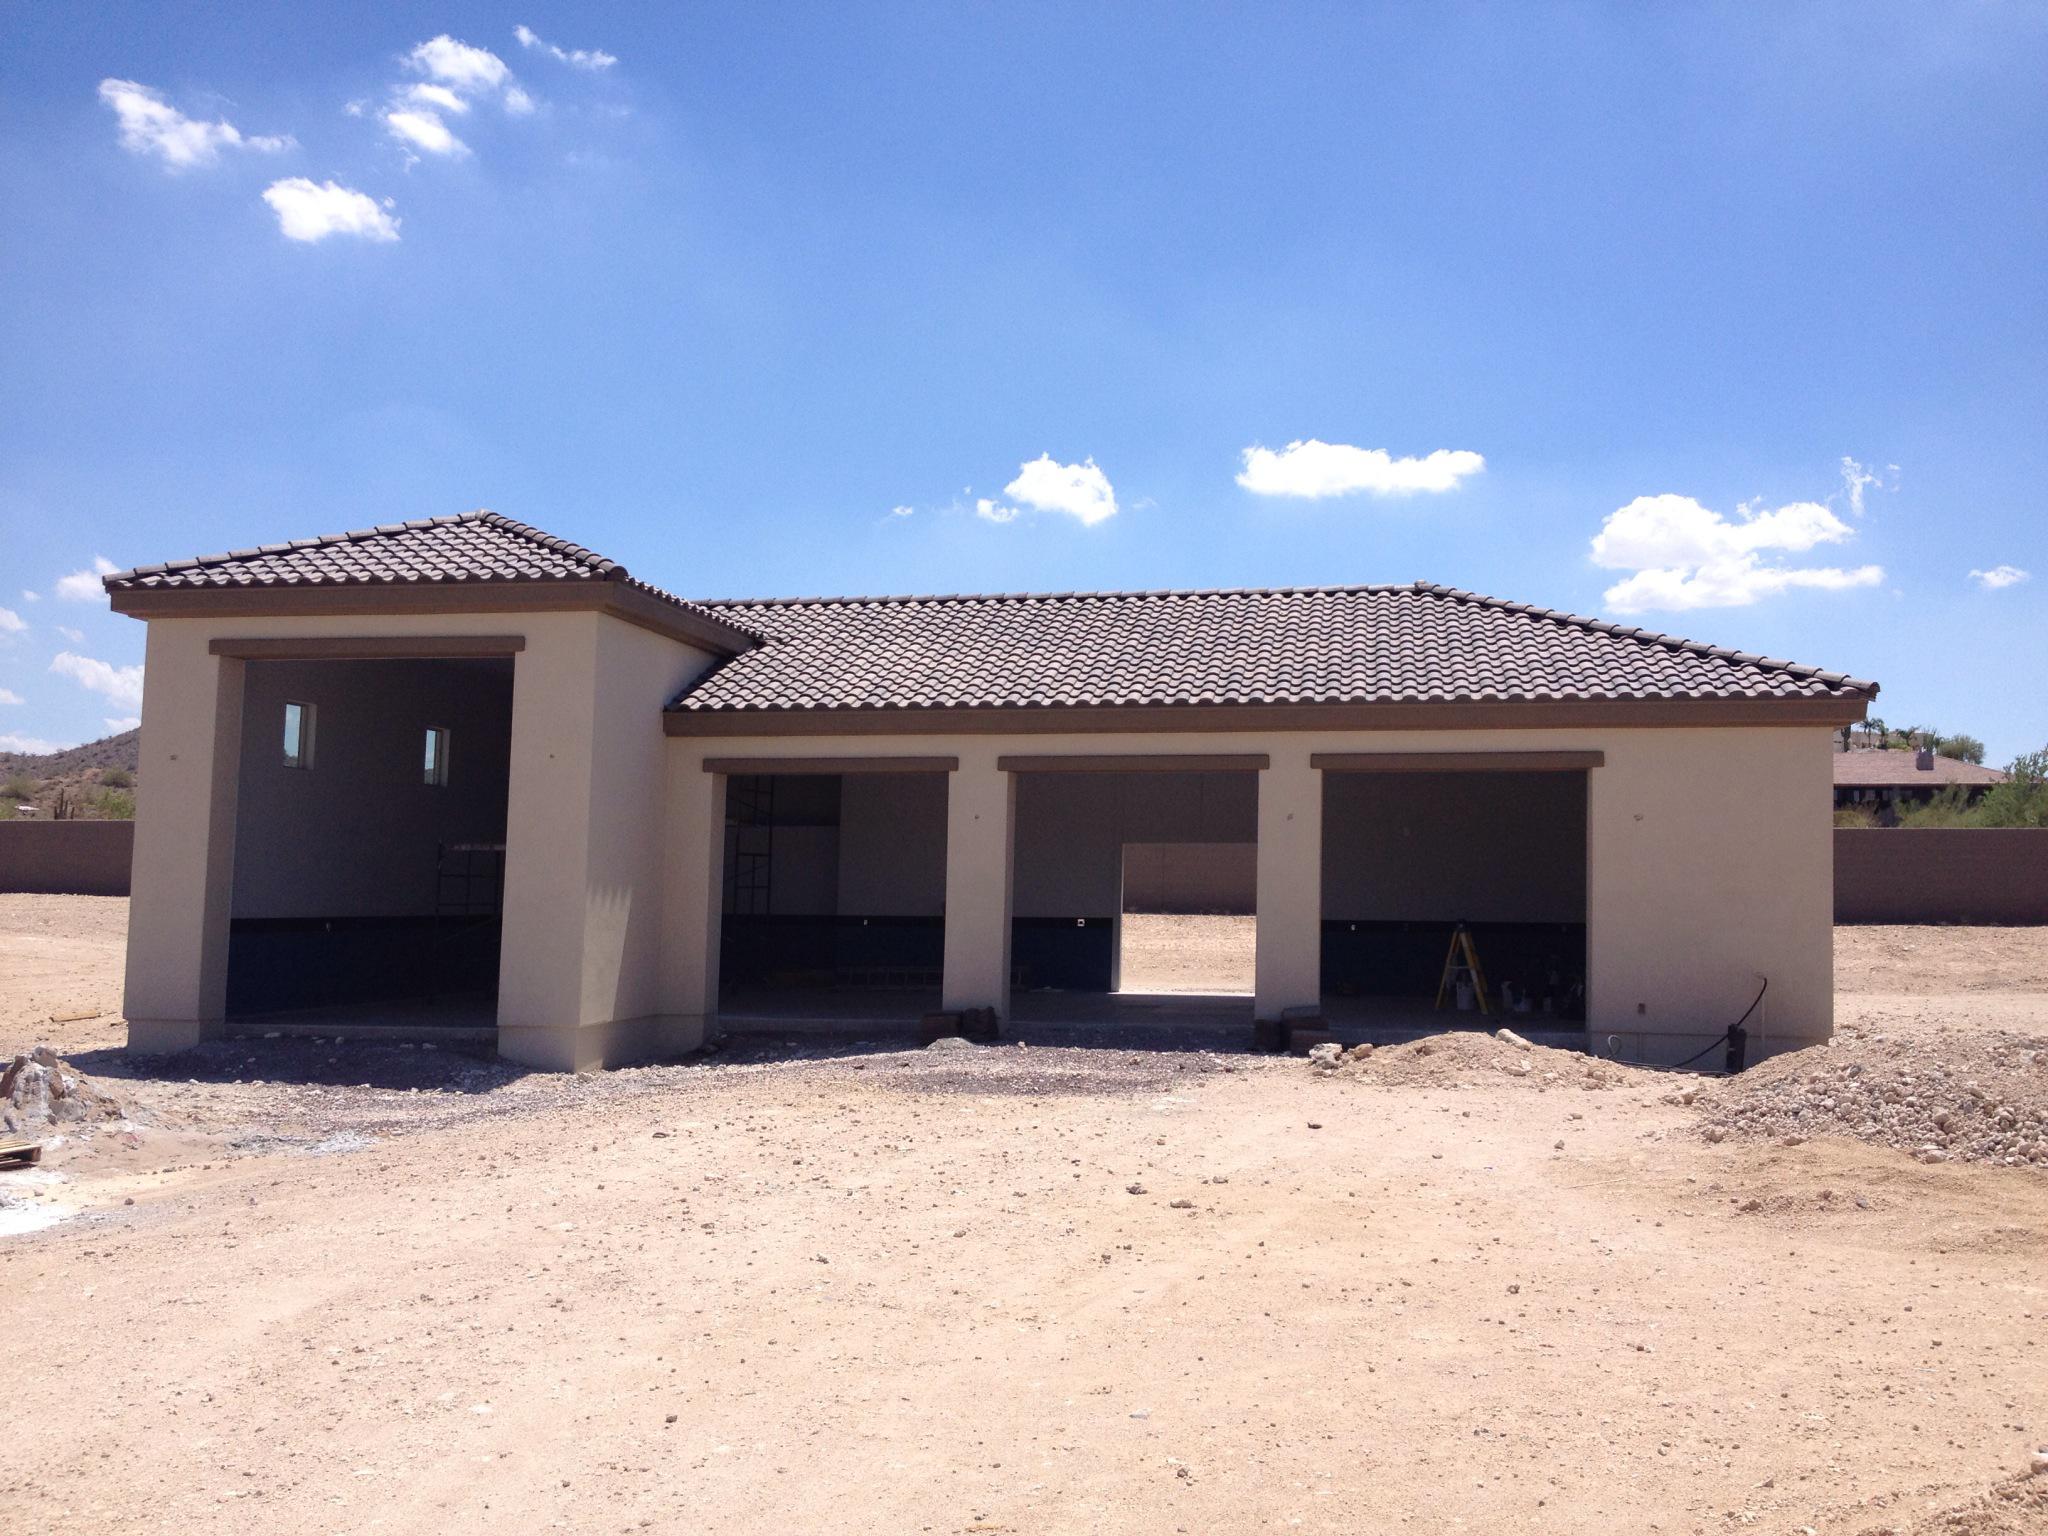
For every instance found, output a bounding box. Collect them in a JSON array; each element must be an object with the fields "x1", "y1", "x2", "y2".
[
  {"x1": 1344, "y1": 1043, "x2": 1375, "y2": 1062},
  {"x1": 1169, "y1": 1198, "x2": 1194, "y2": 1210},
  {"x1": 0, "y1": 1047, "x2": 123, "y2": 1133},
  {"x1": 1917, "y1": 1147, "x2": 1948, "y2": 1164},
  {"x1": 1494, "y1": 1027, "x2": 1533, "y2": 1050},
  {"x1": 924, "y1": 1035, "x2": 973, "y2": 1052},
  {"x1": 1702, "y1": 1125, "x2": 1727, "y2": 1144},
  {"x1": 1126, "y1": 1183, "x2": 1147, "y2": 1195}
]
